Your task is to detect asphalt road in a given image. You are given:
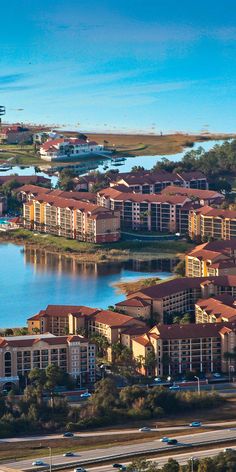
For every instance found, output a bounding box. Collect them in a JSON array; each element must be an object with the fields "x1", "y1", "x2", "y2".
[
  {"x1": 2, "y1": 420, "x2": 236, "y2": 443},
  {"x1": 4, "y1": 428, "x2": 236, "y2": 471},
  {"x1": 83, "y1": 446, "x2": 236, "y2": 472}
]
